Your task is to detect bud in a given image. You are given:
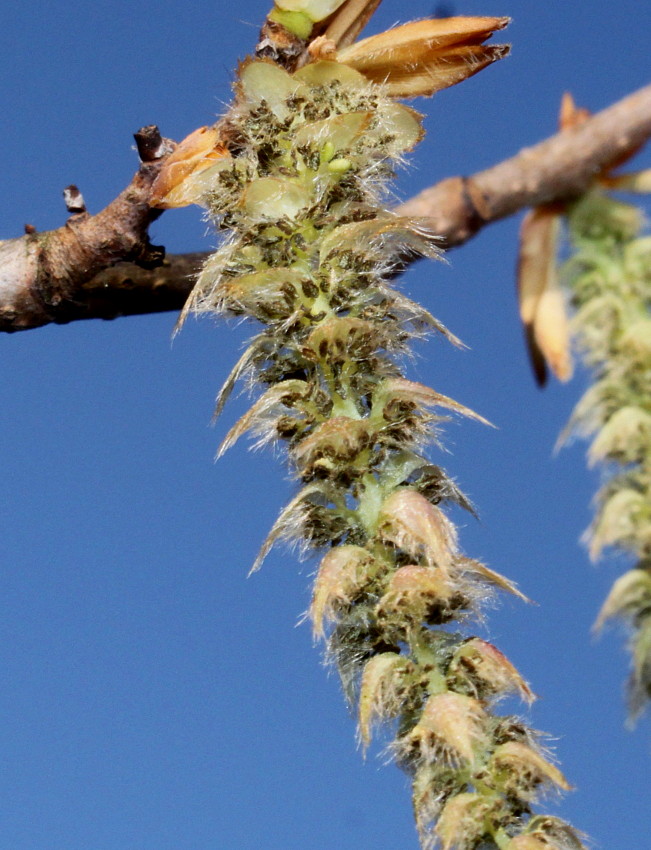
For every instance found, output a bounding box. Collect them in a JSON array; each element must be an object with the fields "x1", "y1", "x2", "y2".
[
  {"x1": 303, "y1": 316, "x2": 384, "y2": 364},
  {"x1": 517, "y1": 206, "x2": 572, "y2": 384},
  {"x1": 319, "y1": 216, "x2": 440, "y2": 268},
  {"x1": 377, "y1": 489, "x2": 458, "y2": 574},
  {"x1": 517, "y1": 815, "x2": 586, "y2": 850},
  {"x1": 594, "y1": 568, "x2": 651, "y2": 631},
  {"x1": 402, "y1": 692, "x2": 487, "y2": 765},
  {"x1": 293, "y1": 417, "x2": 371, "y2": 478},
  {"x1": 436, "y1": 792, "x2": 498, "y2": 850},
  {"x1": 238, "y1": 58, "x2": 306, "y2": 118},
  {"x1": 448, "y1": 638, "x2": 535, "y2": 704},
  {"x1": 531, "y1": 277, "x2": 573, "y2": 383},
  {"x1": 243, "y1": 177, "x2": 312, "y2": 222},
  {"x1": 589, "y1": 488, "x2": 645, "y2": 559},
  {"x1": 337, "y1": 17, "x2": 510, "y2": 98},
  {"x1": 558, "y1": 92, "x2": 590, "y2": 131},
  {"x1": 310, "y1": 545, "x2": 376, "y2": 638},
  {"x1": 218, "y1": 379, "x2": 310, "y2": 457},
  {"x1": 373, "y1": 378, "x2": 492, "y2": 426},
  {"x1": 150, "y1": 126, "x2": 229, "y2": 209},
  {"x1": 358, "y1": 652, "x2": 411, "y2": 747},
  {"x1": 588, "y1": 405, "x2": 651, "y2": 466},
  {"x1": 377, "y1": 564, "x2": 471, "y2": 628},
  {"x1": 216, "y1": 268, "x2": 309, "y2": 322},
  {"x1": 490, "y1": 741, "x2": 570, "y2": 799},
  {"x1": 619, "y1": 317, "x2": 651, "y2": 356},
  {"x1": 251, "y1": 482, "x2": 327, "y2": 573}
]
